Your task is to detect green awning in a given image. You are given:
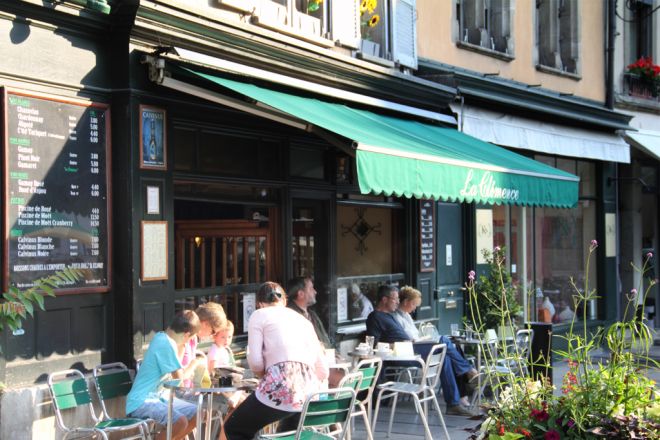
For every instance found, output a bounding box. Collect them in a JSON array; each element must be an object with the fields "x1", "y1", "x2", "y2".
[{"x1": 182, "y1": 68, "x2": 579, "y2": 208}]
